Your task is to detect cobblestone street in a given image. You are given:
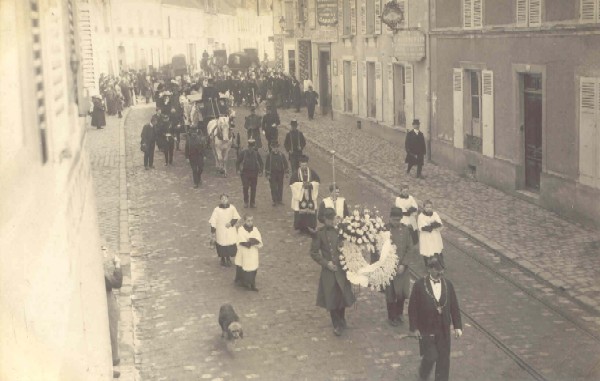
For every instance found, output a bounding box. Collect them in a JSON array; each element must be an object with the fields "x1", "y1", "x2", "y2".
[{"x1": 83, "y1": 105, "x2": 600, "y2": 380}]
